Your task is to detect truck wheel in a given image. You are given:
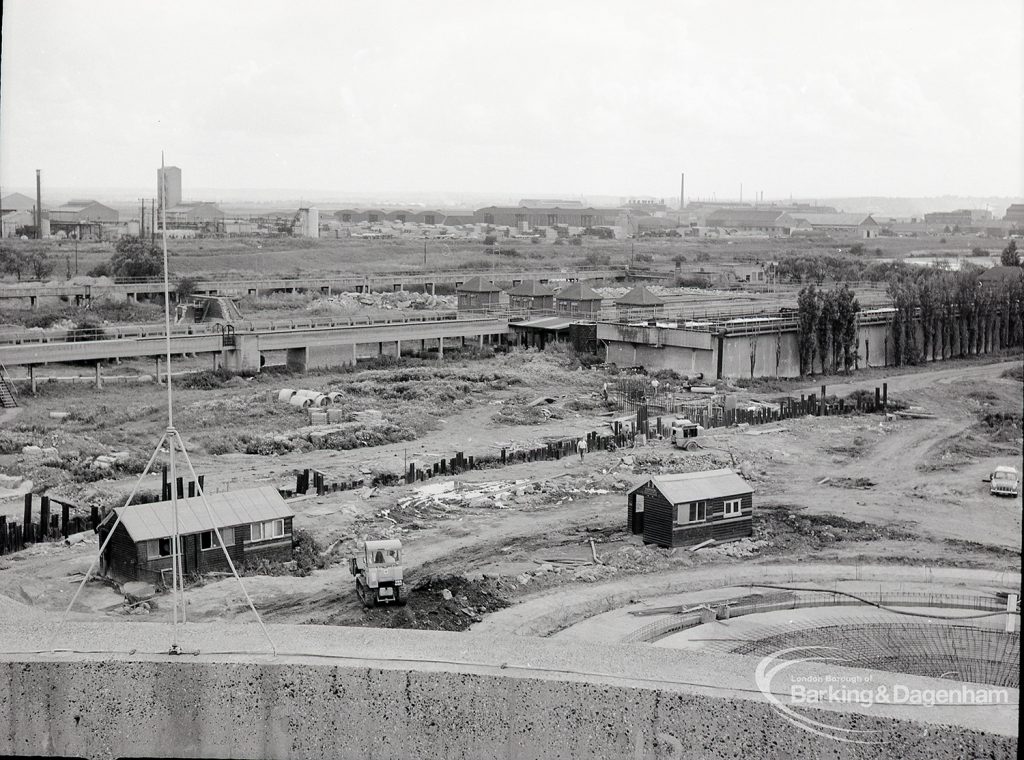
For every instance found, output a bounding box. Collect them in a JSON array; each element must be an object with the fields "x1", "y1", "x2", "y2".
[{"x1": 395, "y1": 590, "x2": 407, "y2": 607}]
